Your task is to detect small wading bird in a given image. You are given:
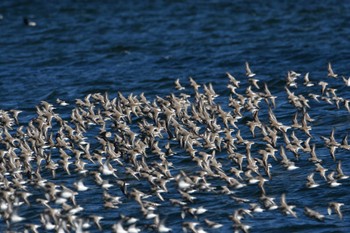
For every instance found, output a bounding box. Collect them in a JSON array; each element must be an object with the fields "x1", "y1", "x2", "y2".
[
  {"x1": 0, "y1": 62, "x2": 349, "y2": 232},
  {"x1": 328, "y1": 62, "x2": 338, "y2": 78},
  {"x1": 245, "y1": 61, "x2": 256, "y2": 78}
]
